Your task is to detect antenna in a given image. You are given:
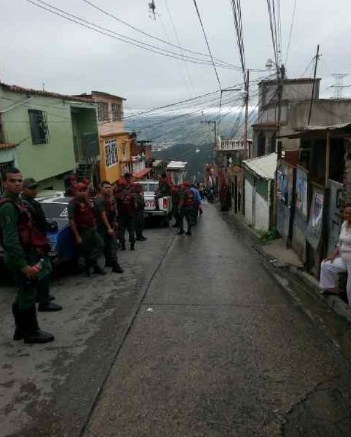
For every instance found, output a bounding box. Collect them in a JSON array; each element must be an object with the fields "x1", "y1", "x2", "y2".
[{"x1": 332, "y1": 73, "x2": 348, "y2": 99}]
